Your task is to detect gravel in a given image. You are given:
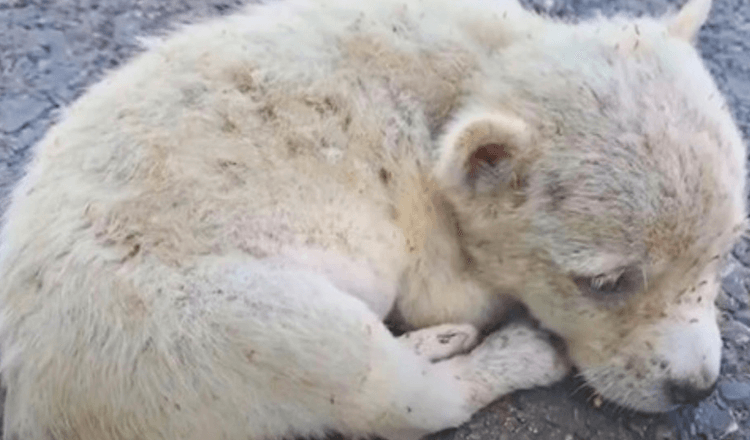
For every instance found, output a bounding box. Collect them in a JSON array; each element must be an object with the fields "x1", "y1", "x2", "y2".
[
  {"x1": 736, "y1": 310, "x2": 750, "y2": 328},
  {"x1": 719, "y1": 382, "x2": 750, "y2": 404},
  {"x1": 1, "y1": 0, "x2": 750, "y2": 439}
]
